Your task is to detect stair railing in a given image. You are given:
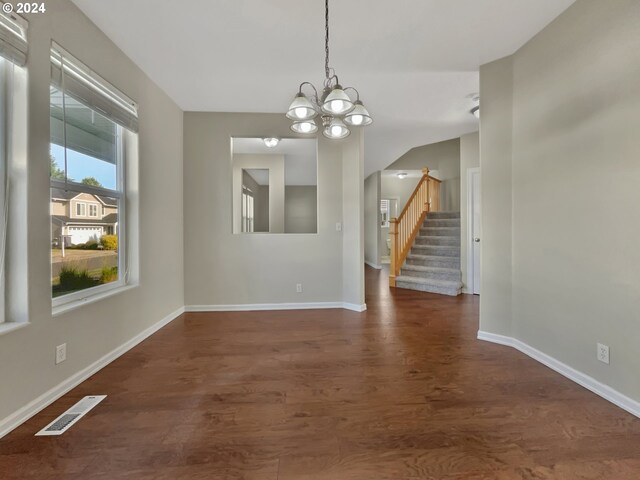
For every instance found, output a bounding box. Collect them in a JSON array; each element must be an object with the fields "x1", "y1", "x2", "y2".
[{"x1": 389, "y1": 168, "x2": 441, "y2": 287}]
